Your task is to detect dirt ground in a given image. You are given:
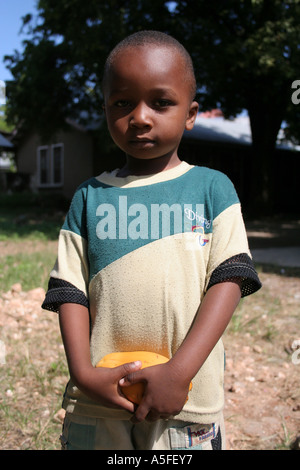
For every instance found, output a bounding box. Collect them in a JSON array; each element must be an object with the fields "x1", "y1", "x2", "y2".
[
  {"x1": 223, "y1": 272, "x2": 300, "y2": 450},
  {"x1": 224, "y1": 218, "x2": 300, "y2": 450},
  {"x1": 0, "y1": 219, "x2": 299, "y2": 450}
]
